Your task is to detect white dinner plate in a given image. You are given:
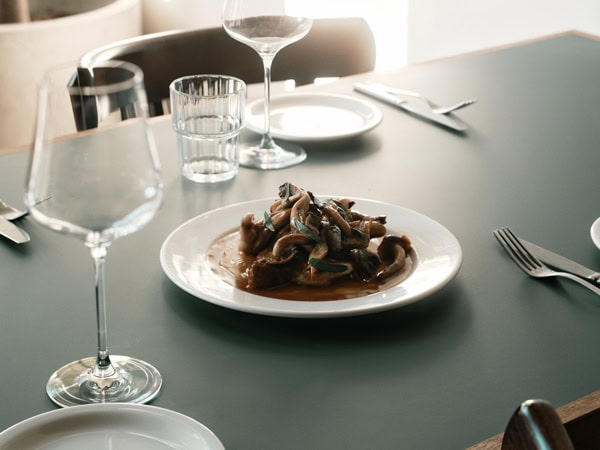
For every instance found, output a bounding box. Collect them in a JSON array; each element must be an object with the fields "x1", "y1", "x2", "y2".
[
  {"x1": 160, "y1": 198, "x2": 462, "y2": 318},
  {"x1": 0, "y1": 403, "x2": 224, "y2": 449},
  {"x1": 591, "y1": 217, "x2": 600, "y2": 250},
  {"x1": 245, "y1": 93, "x2": 383, "y2": 141}
]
